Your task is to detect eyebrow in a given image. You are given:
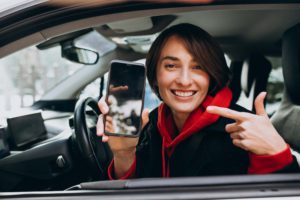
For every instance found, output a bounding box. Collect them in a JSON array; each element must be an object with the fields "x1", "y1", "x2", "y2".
[
  {"x1": 160, "y1": 56, "x2": 179, "y2": 62},
  {"x1": 160, "y1": 56, "x2": 199, "y2": 64}
]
